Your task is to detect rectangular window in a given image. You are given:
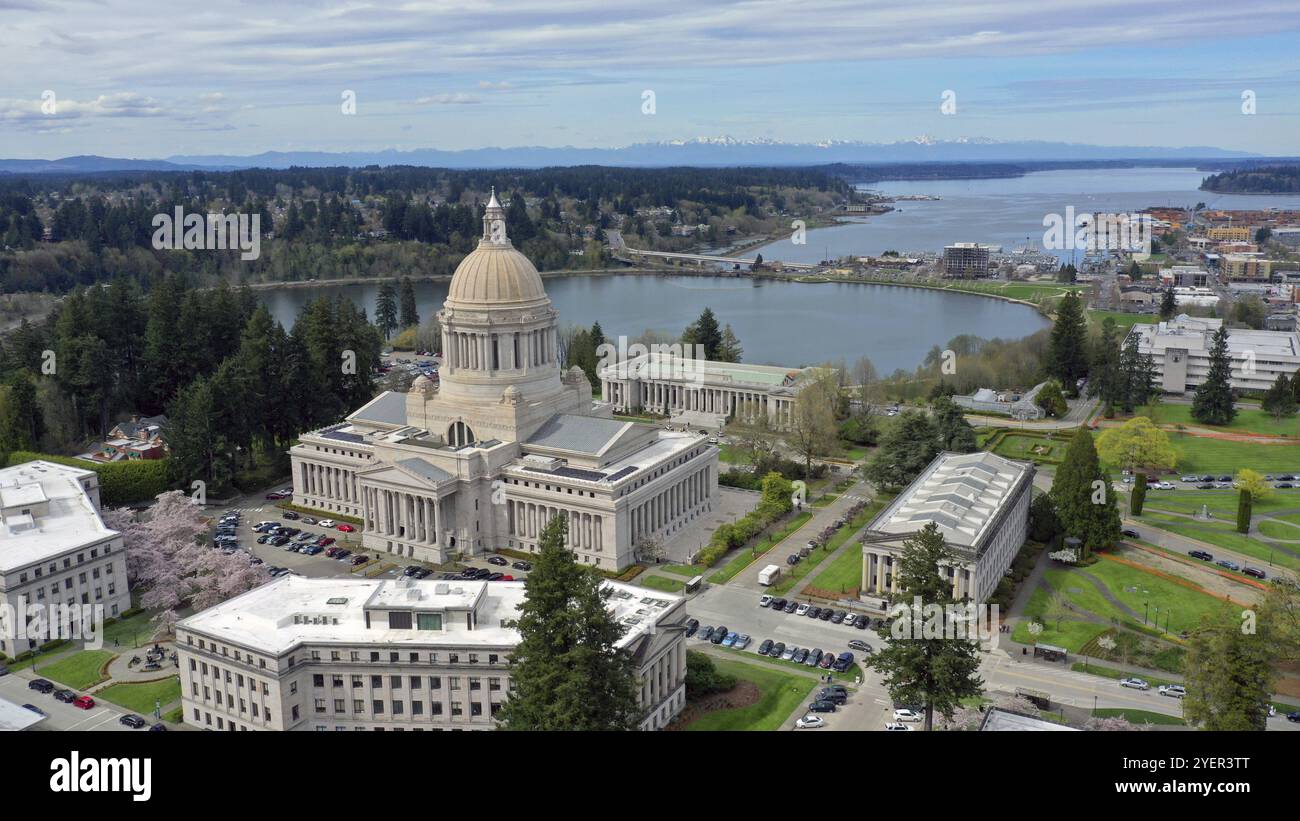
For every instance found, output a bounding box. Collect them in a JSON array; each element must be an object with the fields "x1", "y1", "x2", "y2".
[
  {"x1": 387, "y1": 611, "x2": 412, "y2": 630},
  {"x1": 416, "y1": 612, "x2": 442, "y2": 631}
]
